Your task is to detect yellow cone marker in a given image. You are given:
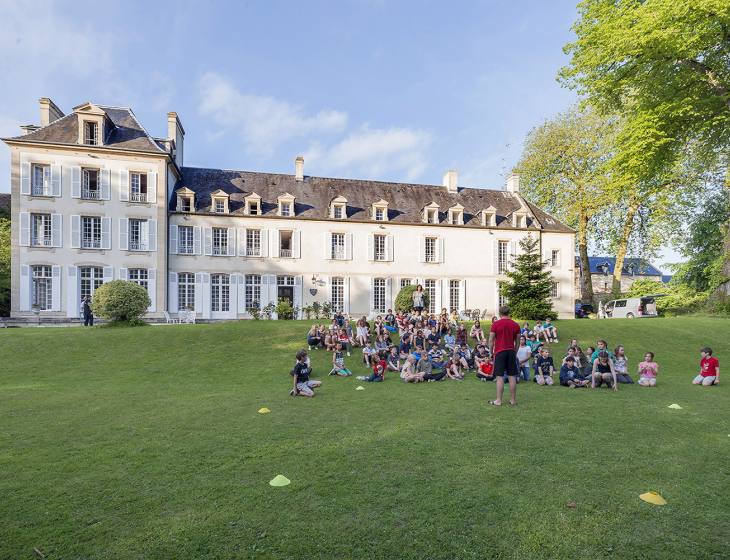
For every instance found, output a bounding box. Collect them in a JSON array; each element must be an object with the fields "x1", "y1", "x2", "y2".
[
  {"x1": 269, "y1": 475, "x2": 290, "y2": 486},
  {"x1": 356, "y1": 386, "x2": 365, "y2": 391},
  {"x1": 668, "y1": 404, "x2": 682, "y2": 409},
  {"x1": 258, "y1": 408, "x2": 270, "y2": 413},
  {"x1": 639, "y1": 492, "x2": 667, "y2": 505}
]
